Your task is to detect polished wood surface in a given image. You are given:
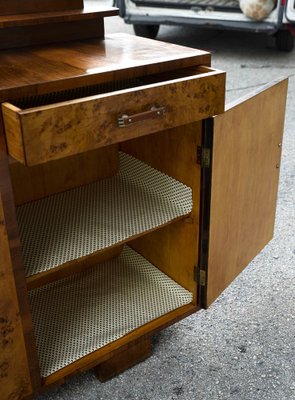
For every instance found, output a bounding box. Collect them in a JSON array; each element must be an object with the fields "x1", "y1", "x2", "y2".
[
  {"x1": 121, "y1": 122, "x2": 203, "y2": 301},
  {"x1": 94, "y1": 337, "x2": 152, "y2": 382},
  {"x1": 0, "y1": 9, "x2": 286, "y2": 395},
  {"x1": 2, "y1": 67, "x2": 224, "y2": 166},
  {"x1": 0, "y1": 34, "x2": 211, "y2": 101},
  {"x1": 0, "y1": 0, "x2": 84, "y2": 15},
  {"x1": 0, "y1": 118, "x2": 40, "y2": 398},
  {"x1": 0, "y1": 5, "x2": 117, "y2": 27},
  {"x1": 10, "y1": 145, "x2": 119, "y2": 205},
  {"x1": 0, "y1": 31, "x2": 211, "y2": 396},
  {"x1": 0, "y1": 196, "x2": 33, "y2": 400},
  {"x1": 0, "y1": 5, "x2": 117, "y2": 50},
  {"x1": 0, "y1": 18, "x2": 105, "y2": 50},
  {"x1": 206, "y1": 78, "x2": 288, "y2": 307}
]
